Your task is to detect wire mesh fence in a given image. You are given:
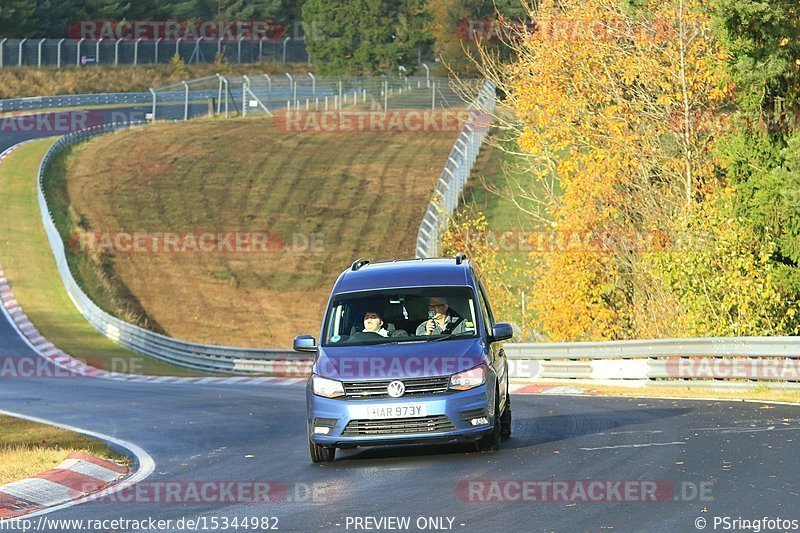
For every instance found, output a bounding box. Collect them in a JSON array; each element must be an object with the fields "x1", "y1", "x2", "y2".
[
  {"x1": 149, "y1": 73, "x2": 483, "y2": 121},
  {"x1": 0, "y1": 37, "x2": 309, "y2": 68}
]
